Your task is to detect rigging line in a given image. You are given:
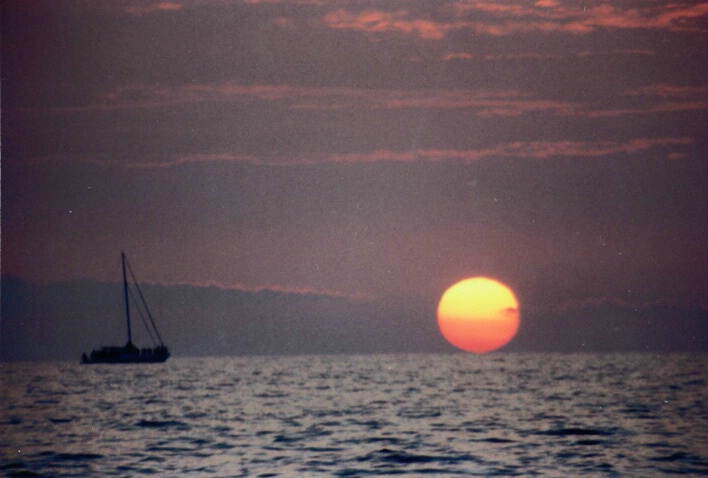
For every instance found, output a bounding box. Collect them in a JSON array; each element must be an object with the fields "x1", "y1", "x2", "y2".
[
  {"x1": 125, "y1": 258, "x2": 164, "y2": 346},
  {"x1": 128, "y1": 286, "x2": 159, "y2": 347},
  {"x1": 125, "y1": 256, "x2": 166, "y2": 346}
]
